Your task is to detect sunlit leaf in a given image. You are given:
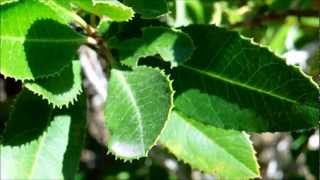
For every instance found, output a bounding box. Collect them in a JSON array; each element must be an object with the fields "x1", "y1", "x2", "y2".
[
  {"x1": 172, "y1": 25, "x2": 319, "y2": 132},
  {"x1": 104, "y1": 66, "x2": 173, "y2": 159},
  {"x1": 160, "y1": 111, "x2": 260, "y2": 179},
  {"x1": 1, "y1": 90, "x2": 87, "y2": 179},
  {"x1": 0, "y1": 0, "x2": 85, "y2": 80}
]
